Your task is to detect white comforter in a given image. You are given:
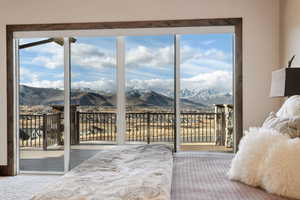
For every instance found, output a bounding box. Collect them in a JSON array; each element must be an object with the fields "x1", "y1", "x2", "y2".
[
  {"x1": 228, "y1": 128, "x2": 300, "y2": 199},
  {"x1": 32, "y1": 144, "x2": 173, "y2": 200}
]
